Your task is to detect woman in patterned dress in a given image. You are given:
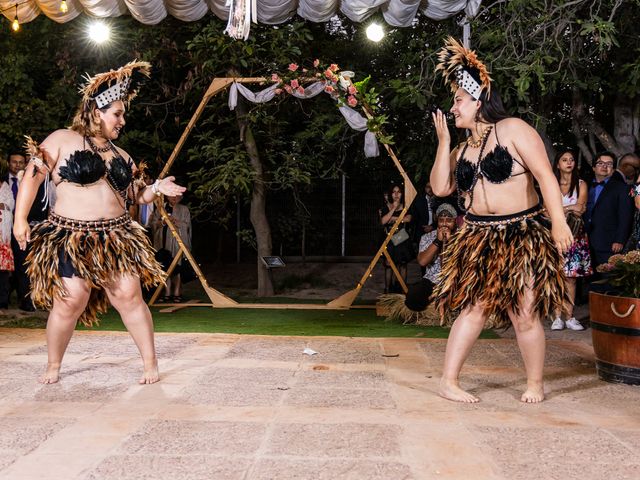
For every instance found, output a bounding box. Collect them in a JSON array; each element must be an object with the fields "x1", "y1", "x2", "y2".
[{"x1": 551, "y1": 149, "x2": 592, "y2": 331}]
